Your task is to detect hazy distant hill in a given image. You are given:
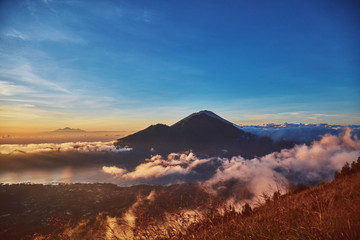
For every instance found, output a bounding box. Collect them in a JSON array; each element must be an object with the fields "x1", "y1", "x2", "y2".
[
  {"x1": 52, "y1": 127, "x2": 85, "y2": 133},
  {"x1": 115, "y1": 110, "x2": 294, "y2": 158}
]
